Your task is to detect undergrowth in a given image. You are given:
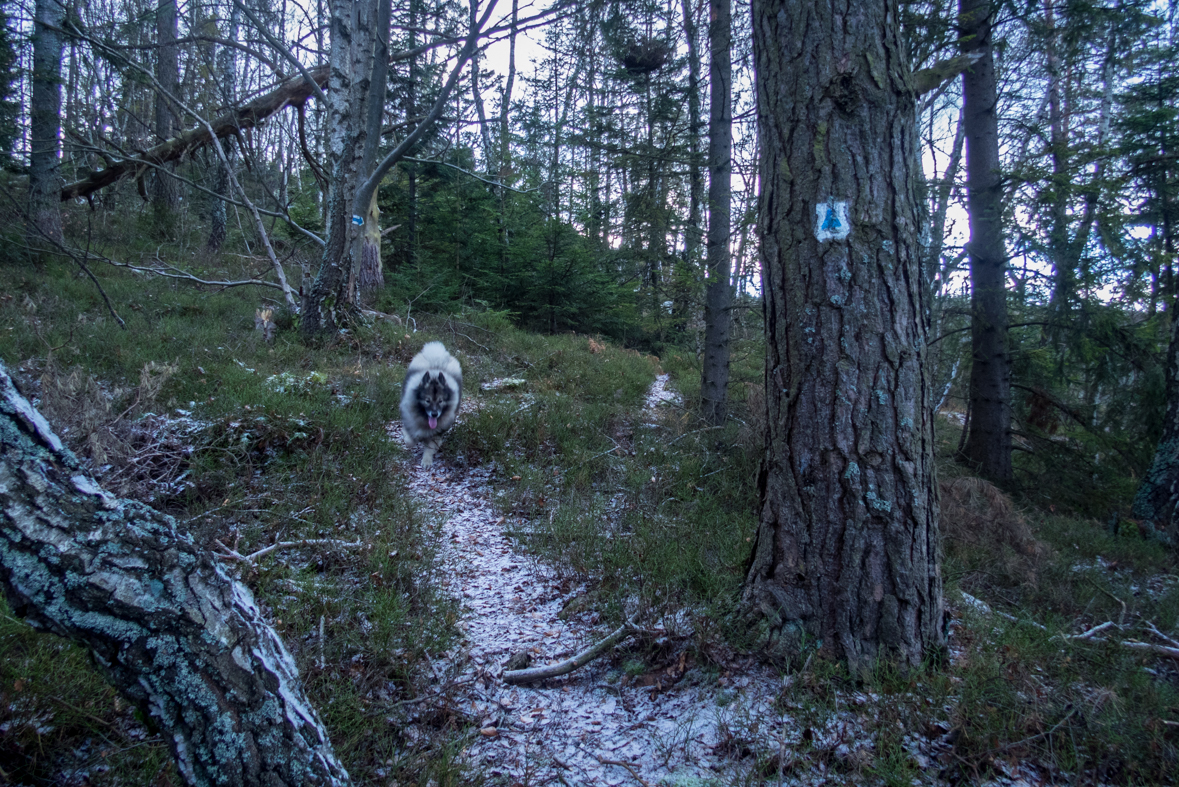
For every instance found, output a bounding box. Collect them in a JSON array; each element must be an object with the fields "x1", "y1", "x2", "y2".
[{"x1": 1, "y1": 253, "x2": 1177, "y2": 785}]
